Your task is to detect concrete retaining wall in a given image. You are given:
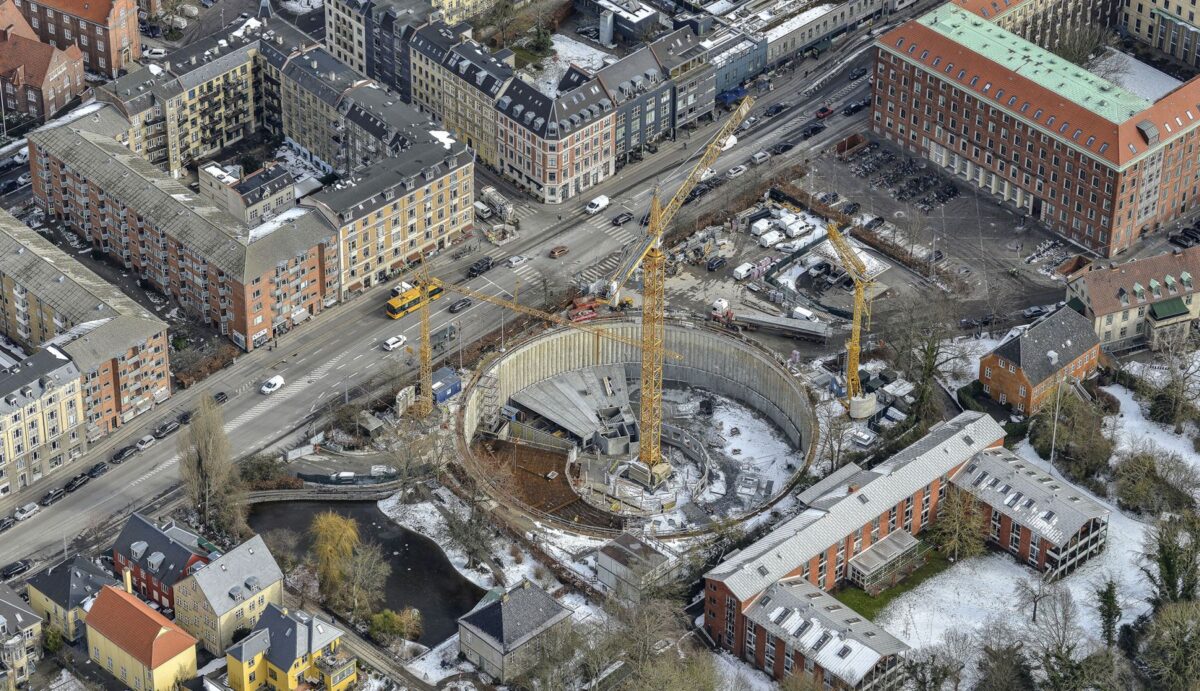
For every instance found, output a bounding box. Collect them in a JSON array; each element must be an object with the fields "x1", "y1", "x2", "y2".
[{"x1": 462, "y1": 319, "x2": 812, "y2": 457}]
